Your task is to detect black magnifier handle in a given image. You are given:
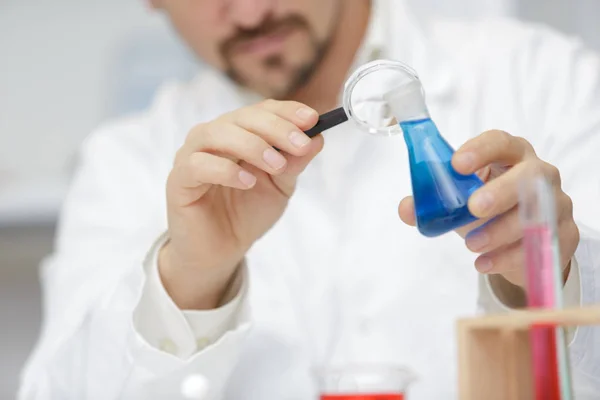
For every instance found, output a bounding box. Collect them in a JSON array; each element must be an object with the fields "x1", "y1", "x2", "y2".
[
  {"x1": 303, "y1": 107, "x2": 348, "y2": 138},
  {"x1": 274, "y1": 107, "x2": 348, "y2": 152}
]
